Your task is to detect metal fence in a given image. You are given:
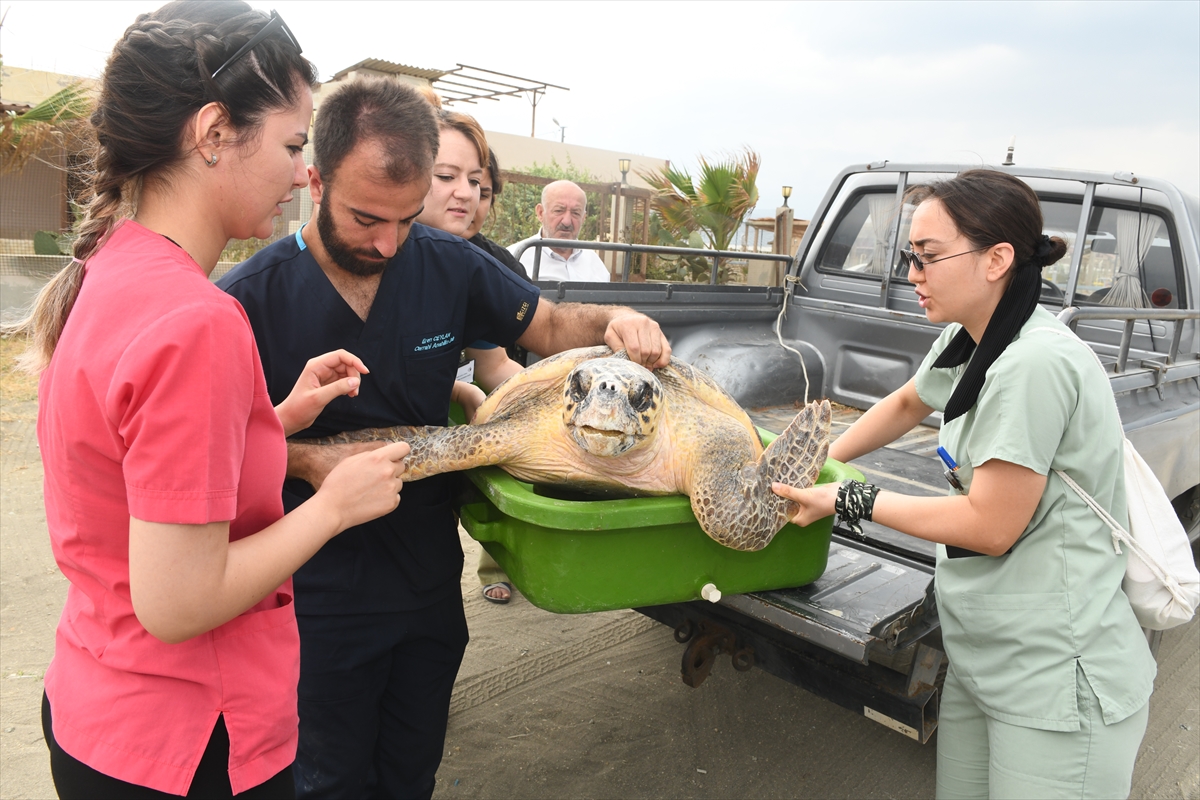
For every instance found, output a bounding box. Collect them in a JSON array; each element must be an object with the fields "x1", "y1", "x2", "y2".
[{"x1": 512, "y1": 238, "x2": 794, "y2": 285}]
